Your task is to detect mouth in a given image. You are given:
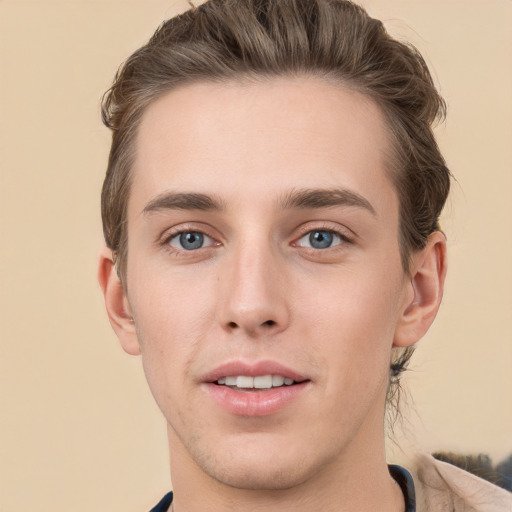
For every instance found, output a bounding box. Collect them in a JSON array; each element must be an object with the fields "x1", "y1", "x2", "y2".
[
  {"x1": 202, "y1": 360, "x2": 309, "y2": 388},
  {"x1": 214, "y1": 374, "x2": 306, "y2": 390},
  {"x1": 202, "y1": 361, "x2": 311, "y2": 416}
]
